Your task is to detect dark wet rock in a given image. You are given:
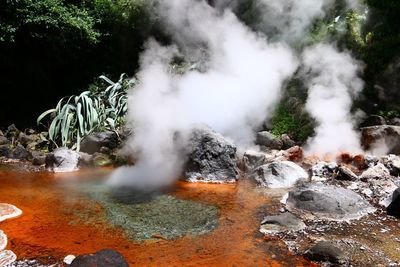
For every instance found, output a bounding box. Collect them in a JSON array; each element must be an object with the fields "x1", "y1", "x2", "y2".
[
  {"x1": 281, "y1": 134, "x2": 295, "y2": 149},
  {"x1": 255, "y1": 131, "x2": 283, "y2": 150},
  {"x1": 387, "y1": 188, "x2": 400, "y2": 217},
  {"x1": 361, "y1": 125, "x2": 400, "y2": 154},
  {"x1": 70, "y1": 249, "x2": 129, "y2": 267},
  {"x1": 360, "y1": 115, "x2": 386, "y2": 127},
  {"x1": 336, "y1": 166, "x2": 358, "y2": 181},
  {"x1": 6, "y1": 124, "x2": 19, "y2": 135},
  {"x1": 45, "y1": 147, "x2": 80, "y2": 172},
  {"x1": 311, "y1": 162, "x2": 338, "y2": 181},
  {"x1": 0, "y1": 136, "x2": 10, "y2": 145},
  {"x1": 243, "y1": 150, "x2": 266, "y2": 172},
  {"x1": 252, "y1": 161, "x2": 308, "y2": 188},
  {"x1": 31, "y1": 151, "x2": 46, "y2": 166},
  {"x1": 286, "y1": 184, "x2": 375, "y2": 221},
  {"x1": 381, "y1": 154, "x2": 400, "y2": 176},
  {"x1": 12, "y1": 145, "x2": 31, "y2": 160},
  {"x1": 260, "y1": 212, "x2": 306, "y2": 235},
  {"x1": 184, "y1": 127, "x2": 239, "y2": 183},
  {"x1": 93, "y1": 153, "x2": 113, "y2": 167},
  {"x1": 359, "y1": 163, "x2": 391, "y2": 181},
  {"x1": 17, "y1": 133, "x2": 34, "y2": 147},
  {"x1": 78, "y1": 152, "x2": 94, "y2": 167},
  {"x1": 80, "y1": 131, "x2": 118, "y2": 154},
  {"x1": 0, "y1": 145, "x2": 11, "y2": 158},
  {"x1": 304, "y1": 241, "x2": 348, "y2": 265}
]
